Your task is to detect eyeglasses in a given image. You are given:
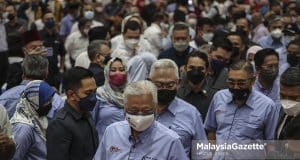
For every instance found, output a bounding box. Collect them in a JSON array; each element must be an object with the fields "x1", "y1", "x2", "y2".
[
  {"x1": 227, "y1": 79, "x2": 250, "y2": 87},
  {"x1": 126, "y1": 107, "x2": 154, "y2": 115},
  {"x1": 152, "y1": 81, "x2": 177, "y2": 89}
]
